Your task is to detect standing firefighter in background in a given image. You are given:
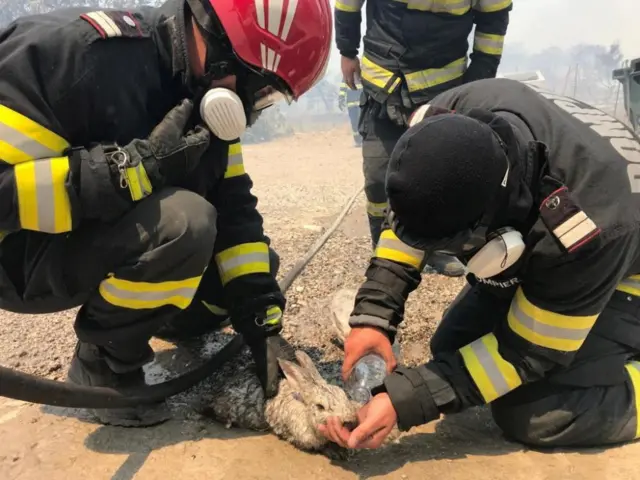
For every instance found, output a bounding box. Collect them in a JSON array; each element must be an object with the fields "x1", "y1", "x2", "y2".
[
  {"x1": 338, "y1": 79, "x2": 364, "y2": 147},
  {"x1": 334, "y1": 0, "x2": 512, "y2": 276},
  {"x1": 320, "y1": 78, "x2": 640, "y2": 450},
  {"x1": 0, "y1": 0, "x2": 331, "y2": 426}
]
